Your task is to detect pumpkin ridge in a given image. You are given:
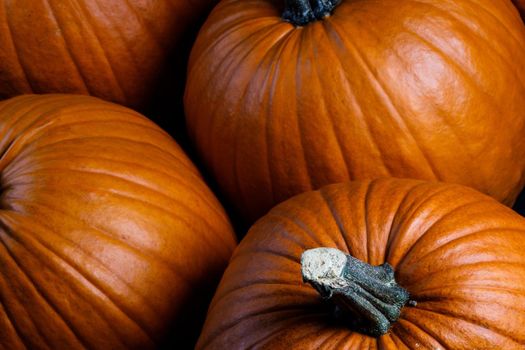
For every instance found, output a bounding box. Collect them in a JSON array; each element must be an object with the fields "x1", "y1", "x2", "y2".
[
  {"x1": 381, "y1": 180, "x2": 430, "y2": 263},
  {"x1": 321, "y1": 21, "x2": 392, "y2": 178},
  {"x1": 0, "y1": 213, "x2": 157, "y2": 344},
  {"x1": 327, "y1": 19, "x2": 442, "y2": 180},
  {"x1": 22, "y1": 173, "x2": 235, "y2": 261},
  {"x1": 386, "y1": 185, "x2": 478, "y2": 267},
  {"x1": 0, "y1": 230, "x2": 87, "y2": 349},
  {"x1": 201, "y1": 303, "x2": 324, "y2": 349},
  {"x1": 18, "y1": 130, "x2": 203, "y2": 184},
  {"x1": 366, "y1": 22, "x2": 477, "y2": 165},
  {"x1": 418, "y1": 286, "x2": 525, "y2": 303},
  {"x1": 294, "y1": 29, "x2": 315, "y2": 190},
  {"x1": 0, "y1": 224, "x2": 104, "y2": 346},
  {"x1": 261, "y1": 28, "x2": 299, "y2": 207},
  {"x1": 230, "y1": 27, "x2": 290, "y2": 218},
  {"x1": 413, "y1": 283, "x2": 525, "y2": 298},
  {"x1": 11, "y1": 150, "x2": 223, "y2": 221},
  {"x1": 0, "y1": 302, "x2": 27, "y2": 349},
  {"x1": 13, "y1": 197, "x2": 194, "y2": 290},
  {"x1": 404, "y1": 16, "x2": 525, "y2": 109},
  {"x1": 265, "y1": 211, "x2": 327, "y2": 249},
  {"x1": 120, "y1": 0, "x2": 161, "y2": 45},
  {"x1": 198, "y1": 24, "x2": 289, "y2": 183},
  {"x1": 395, "y1": 199, "x2": 495, "y2": 268},
  {"x1": 318, "y1": 187, "x2": 355, "y2": 256},
  {"x1": 2, "y1": 1, "x2": 32, "y2": 92},
  {"x1": 389, "y1": 331, "x2": 411, "y2": 349},
  {"x1": 44, "y1": 0, "x2": 91, "y2": 94},
  {"x1": 455, "y1": 0, "x2": 525, "y2": 51},
  {"x1": 406, "y1": 306, "x2": 525, "y2": 345},
  {"x1": 0, "y1": 219, "x2": 152, "y2": 348},
  {"x1": 247, "y1": 316, "x2": 336, "y2": 349},
  {"x1": 73, "y1": 0, "x2": 126, "y2": 101},
  {"x1": 4, "y1": 206, "x2": 178, "y2": 316},
  {"x1": 395, "y1": 317, "x2": 447, "y2": 350},
  {"x1": 310, "y1": 21, "x2": 354, "y2": 181},
  {"x1": 188, "y1": 17, "x2": 278, "y2": 86},
  {"x1": 363, "y1": 177, "x2": 378, "y2": 264},
  {"x1": 212, "y1": 281, "x2": 305, "y2": 308},
  {"x1": 14, "y1": 148, "x2": 227, "y2": 224},
  {"x1": 402, "y1": 261, "x2": 525, "y2": 291},
  {"x1": 398, "y1": 227, "x2": 525, "y2": 271},
  {"x1": 332, "y1": 330, "x2": 357, "y2": 349},
  {"x1": 83, "y1": 0, "x2": 152, "y2": 99},
  {"x1": 236, "y1": 248, "x2": 299, "y2": 266},
  {"x1": 313, "y1": 329, "x2": 348, "y2": 350},
  {"x1": 430, "y1": 2, "x2": 525, "y2": 92}
]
